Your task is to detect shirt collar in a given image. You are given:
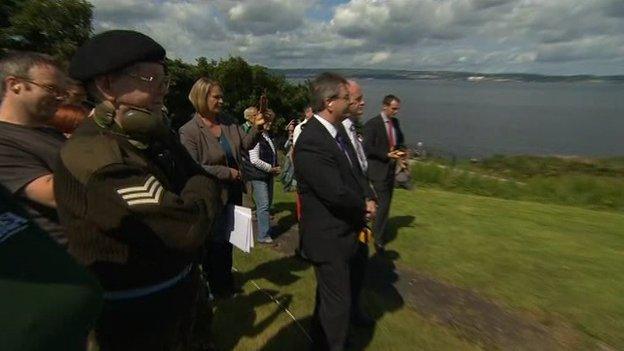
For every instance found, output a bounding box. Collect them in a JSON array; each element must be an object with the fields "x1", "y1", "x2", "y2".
[
  {"x1": 314, "y1": 114, "x2": 338, "y2": 138},
  {"x1": 341, "y1": 117, "x2": 354, "y2": 131},
  {"x1": 381, "y1": 112, "x2": 390, "y2": 123}
]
